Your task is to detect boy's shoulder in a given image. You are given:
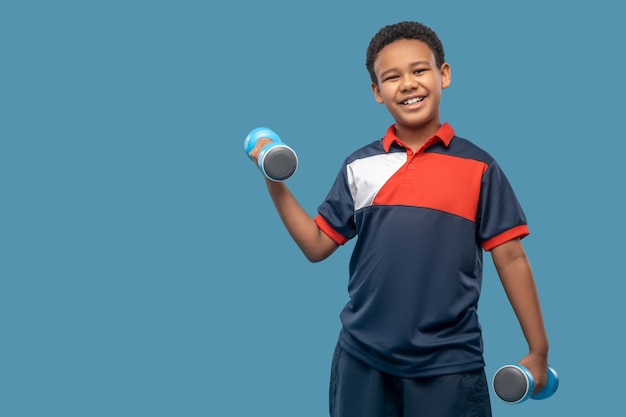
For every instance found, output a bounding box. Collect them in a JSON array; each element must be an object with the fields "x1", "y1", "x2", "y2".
[
  {"x1": 341, "y1": 132, "x2": 498, "y2": 166},
  {"x1": 343, "y1": 137, "x2": 388, "y2": 165},
  {"x1": 433, "y1": 134, "x2": 496, "y2": 166}
]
